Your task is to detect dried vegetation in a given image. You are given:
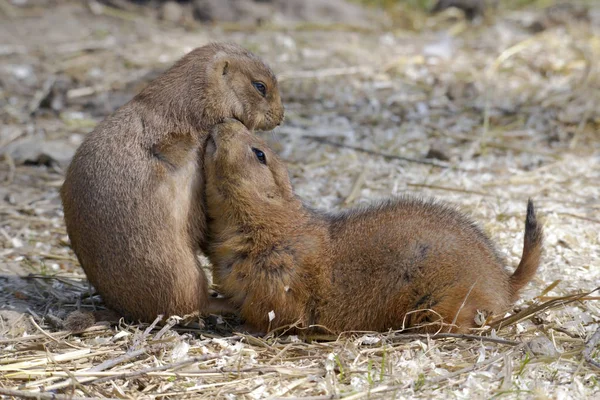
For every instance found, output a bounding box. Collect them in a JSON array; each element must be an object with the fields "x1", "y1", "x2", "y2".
[{"x1": 0, "y1": 0, "x2": 599, "y2": 398}]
